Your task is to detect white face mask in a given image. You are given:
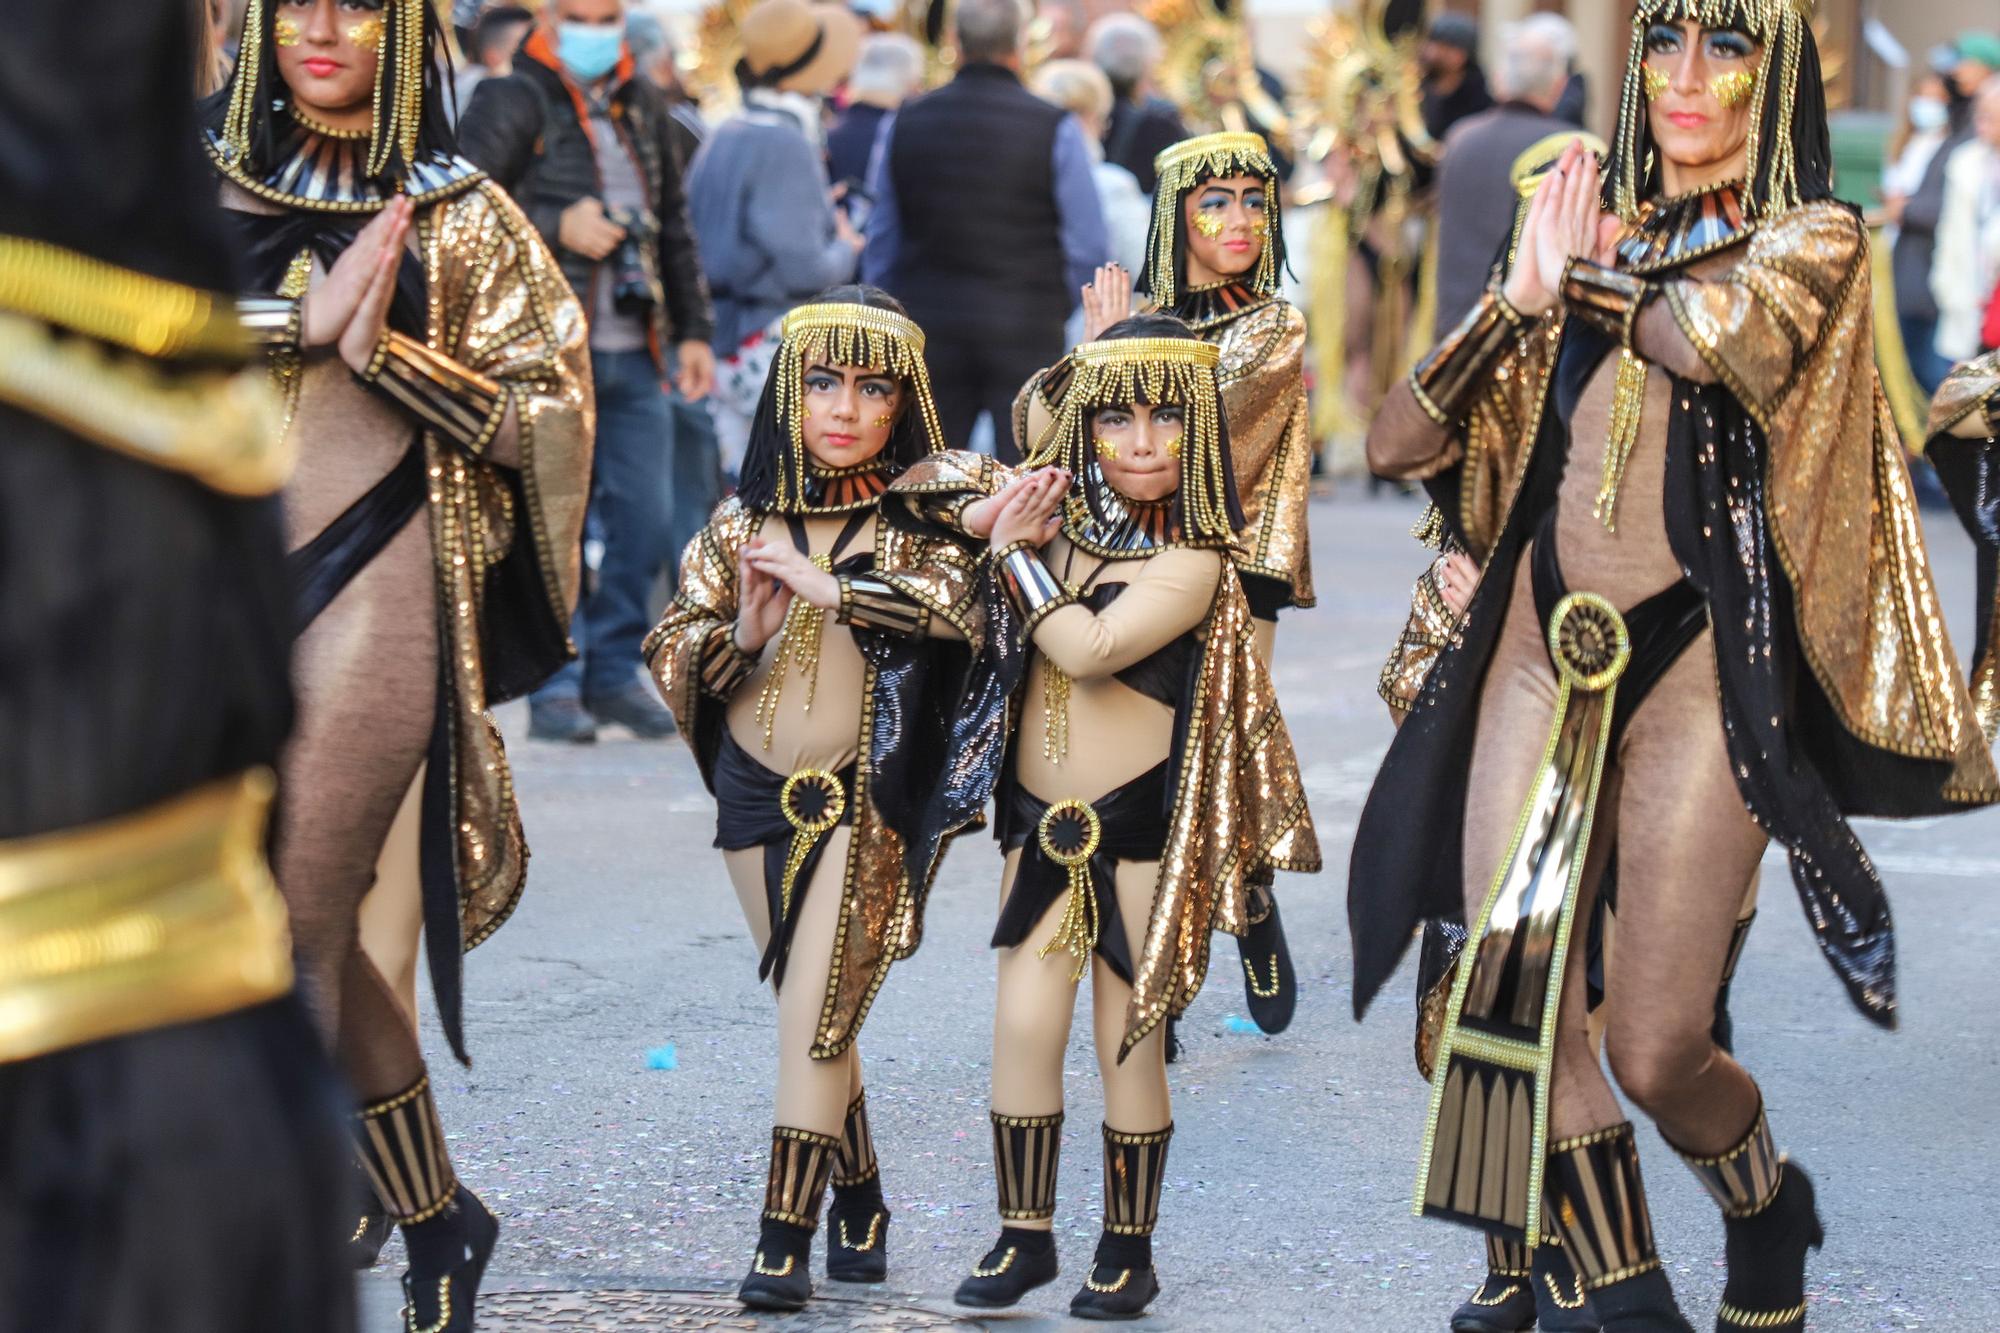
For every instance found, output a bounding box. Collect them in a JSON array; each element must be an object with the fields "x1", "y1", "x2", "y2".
[{"x1": 1910, "y1": 96, "x2": 1949, "y2": 133}]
